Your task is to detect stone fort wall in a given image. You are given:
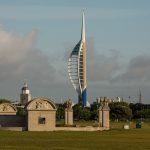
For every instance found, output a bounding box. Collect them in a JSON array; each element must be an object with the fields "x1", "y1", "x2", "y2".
[{"x1": 0, "y1": 115, "x2": 26, "y2": 127}]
